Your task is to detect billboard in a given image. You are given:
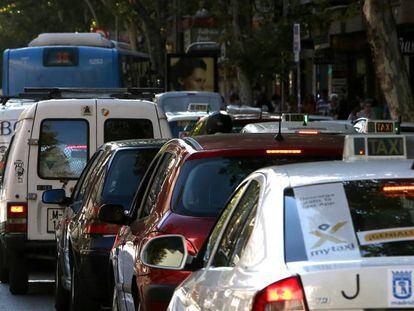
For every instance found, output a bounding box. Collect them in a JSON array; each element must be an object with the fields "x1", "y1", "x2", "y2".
[{"x1": 166, "y1": 54, "x2": 218, "y2": 92}]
